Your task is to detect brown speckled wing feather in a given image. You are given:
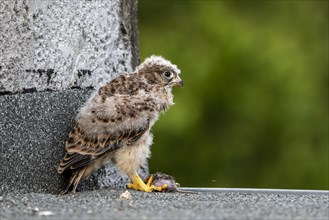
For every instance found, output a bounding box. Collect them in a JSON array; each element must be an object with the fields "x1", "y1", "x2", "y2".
[
  {"x1": 57, "y1": 152, "x2": 95, "y2": 174},
  {"x1": 57, "y1": 121, "x2": 150, "y2": 174}
]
